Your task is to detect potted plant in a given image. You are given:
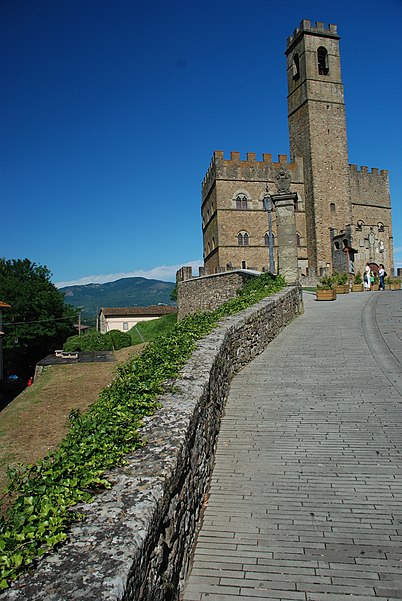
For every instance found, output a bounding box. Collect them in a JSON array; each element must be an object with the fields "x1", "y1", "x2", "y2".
[
  {"x1": 352, "y1": 271, "x2": 363, "y2": 292},
  {"x1": 316, "y1": 276, "x2": 337, "y2": 301},
  {"x1": 385, "y1": 276, "x2": 401, "y2": 291},
  {"x1": 333, "y1": 272, "x2": 349, "y2": 294}
]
